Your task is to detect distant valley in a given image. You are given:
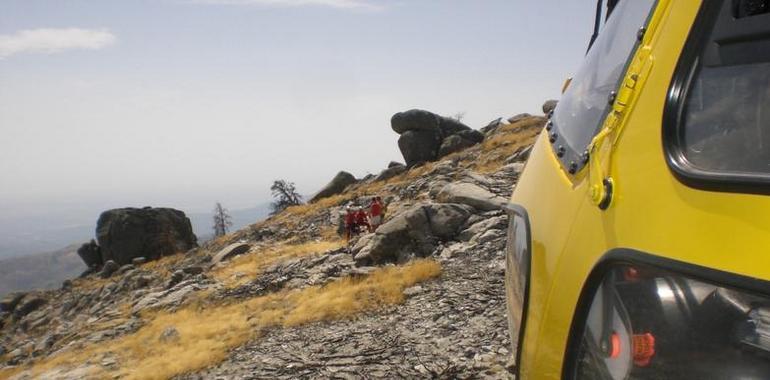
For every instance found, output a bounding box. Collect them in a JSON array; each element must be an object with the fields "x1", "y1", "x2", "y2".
[{"x1": 0, "y1": 202, "x2": 270, "y2": 296}]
